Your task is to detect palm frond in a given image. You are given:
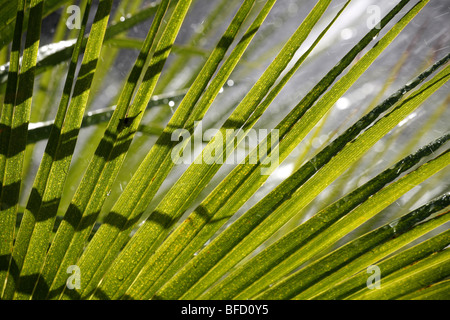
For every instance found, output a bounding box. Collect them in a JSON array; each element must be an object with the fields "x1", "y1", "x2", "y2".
[{"x1": 0, "y1": 0, "x2": 448, "y2": 301}]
